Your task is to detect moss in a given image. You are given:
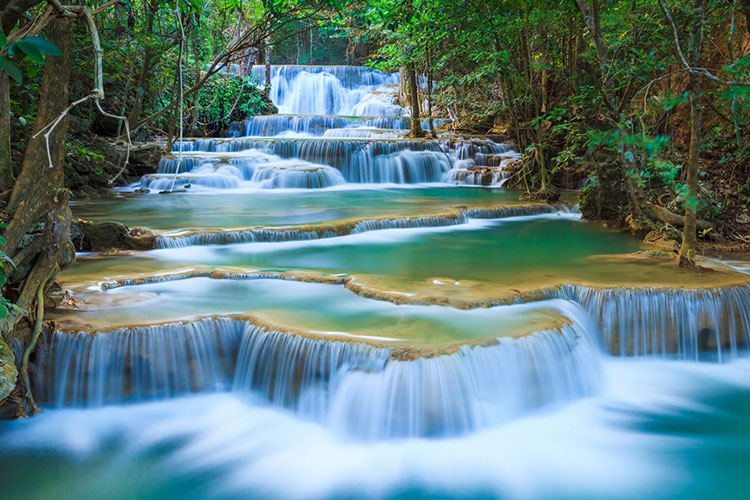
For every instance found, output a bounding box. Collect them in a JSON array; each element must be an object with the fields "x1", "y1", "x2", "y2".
[{"x1": 0, "y1": 337, "x2": 18, "y2": 401}]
